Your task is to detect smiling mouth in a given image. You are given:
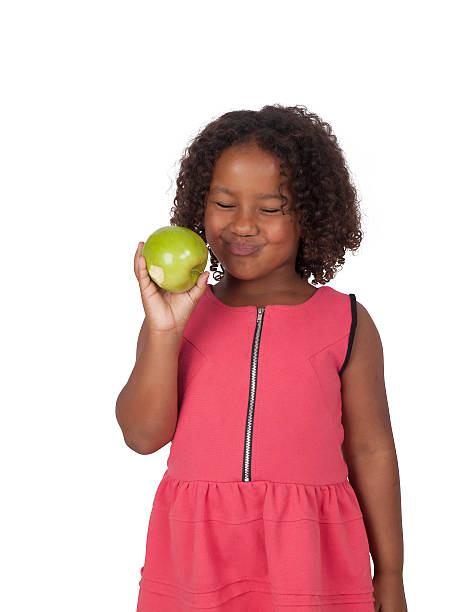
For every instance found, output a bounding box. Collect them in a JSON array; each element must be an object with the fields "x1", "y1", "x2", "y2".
[{"x1": 227, "y1": 243, "x2": 260, "y2": 256}]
